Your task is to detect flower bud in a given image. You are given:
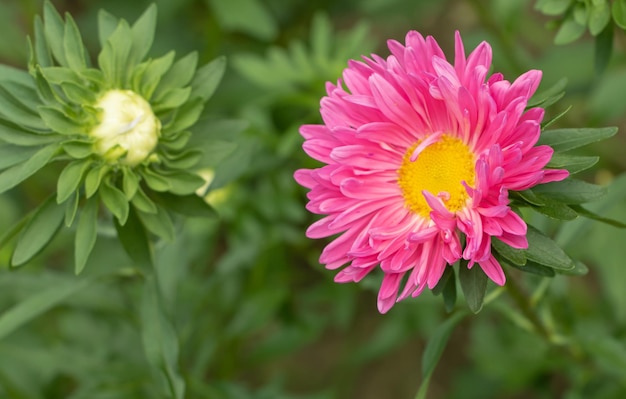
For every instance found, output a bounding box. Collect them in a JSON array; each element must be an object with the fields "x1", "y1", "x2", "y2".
[{"x1": 89, "y1": 90, "x2": 161, "y2": 166}]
